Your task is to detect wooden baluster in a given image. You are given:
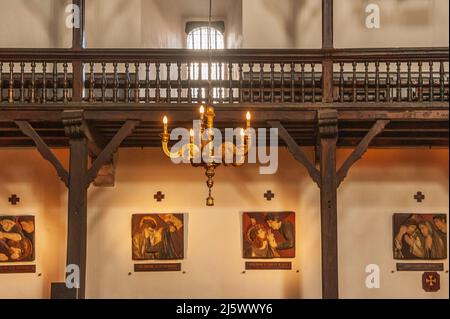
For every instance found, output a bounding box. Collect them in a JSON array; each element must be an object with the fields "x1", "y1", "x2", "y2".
[
  {"x1": 270, "y1": 63, "x2": 275, "y2": 103},
  {"x1": 227, "y1": 63, "x2": 233, "y2": 104},
  {"x1": 311, "y1": 63, "x2": 316, "y2": 103},
  {"x1": 63, "y1": 62, "x2": 68, "y2": 103},
  {"x1": 218, "y1": 62, "x2": 223, "y2": 103},
  {"x1": 42, "y1": 62, "x2": 47, "y2": 104},
  {"x1": 290, "y1": 62, "x2": 295, "y2": 102},
  {"x1": 386, "y1": 62, "x2": 391, "y2": 103},
  {"x1": 198, "y1": 61, "x2": 202, "y2": 100},
  {"x1": 280, "y1": 63, "x2": 285, "y2": 103},
  {"x1": 396, "y1": 61, "x2": 401, "y2": 102},
  {"x1": 53, "y1": 62, "x2": 58, "y2": 102},
  {"x1": 259, "y1": 63, "x2": 264, "y2": 103},
  {"x1": 364, "y1": 62, "x2": 369, "y2": 102},
  {"x1": 89, "y1": 62, "x2": 95, "y2": 103},
  {"x1": 439, "y1": 61, "x2": 445, "y2": 102},
  {"x1": 8, "y1": 62, "x2": 14, "y2": 103},
  {"x1": 238, "y1": 63, "x2": 243, "y2": 103},
  {"x1": 177, "y1": 62, "x2": 182, "y2": 104},
  {"x1": 155, "y1": 62, "x2": 161, "y2": 103},
  {"x1": 125, "y1": 62, "x2": 130, "y2": 103},
  {"x1": 300, "y1": 63, "x2": 305, "y2": 103},
  {"x1": 339, "y1": 62, "x2": 344, "y2": 103},
  {"x1": 30, "y1": 62, "x2": 36, "y2": 103},
  {"x1": 145, "y1": 62, "x2": 150, "y2": 103},
  {"x1": 352, "y1": 62, "x2": 357, "y2": 102},
  {"x1": 407, "y1": 61, "x2": 412, "y2": 102},
  {"x1": 187, "y1": 63, "x2": 192, "y2": 103},
  {"x1": 418, "y1": 61, "x2": 423, "y2": 102},
  {"x1": 375, "y1": 61, "x2": 380, "y2": 103},
  {"x1": 20, "y1": 62, "x2": 25, "y2": 103},
  {"x1": 166, "y1": 62, "x2": 171, "y2": 103},
  {"x1": 249, "y1": 62, "x2": 254, "y2": 103},
  {"x1": 113, "y1": 62, "x2": 118, "y2": 103},
  {"x1": 101, "y1": 62, "x2": 106, "y2": 103},
  {"x1": 134, "y1": 62, "x2": 140, "y2": 103},
  {"x1": 0, "y1": 62, "x2": 3, "y2": 103},
  {"x1": 429, "y1": 61, "x2": 434, "y2": 102}
]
